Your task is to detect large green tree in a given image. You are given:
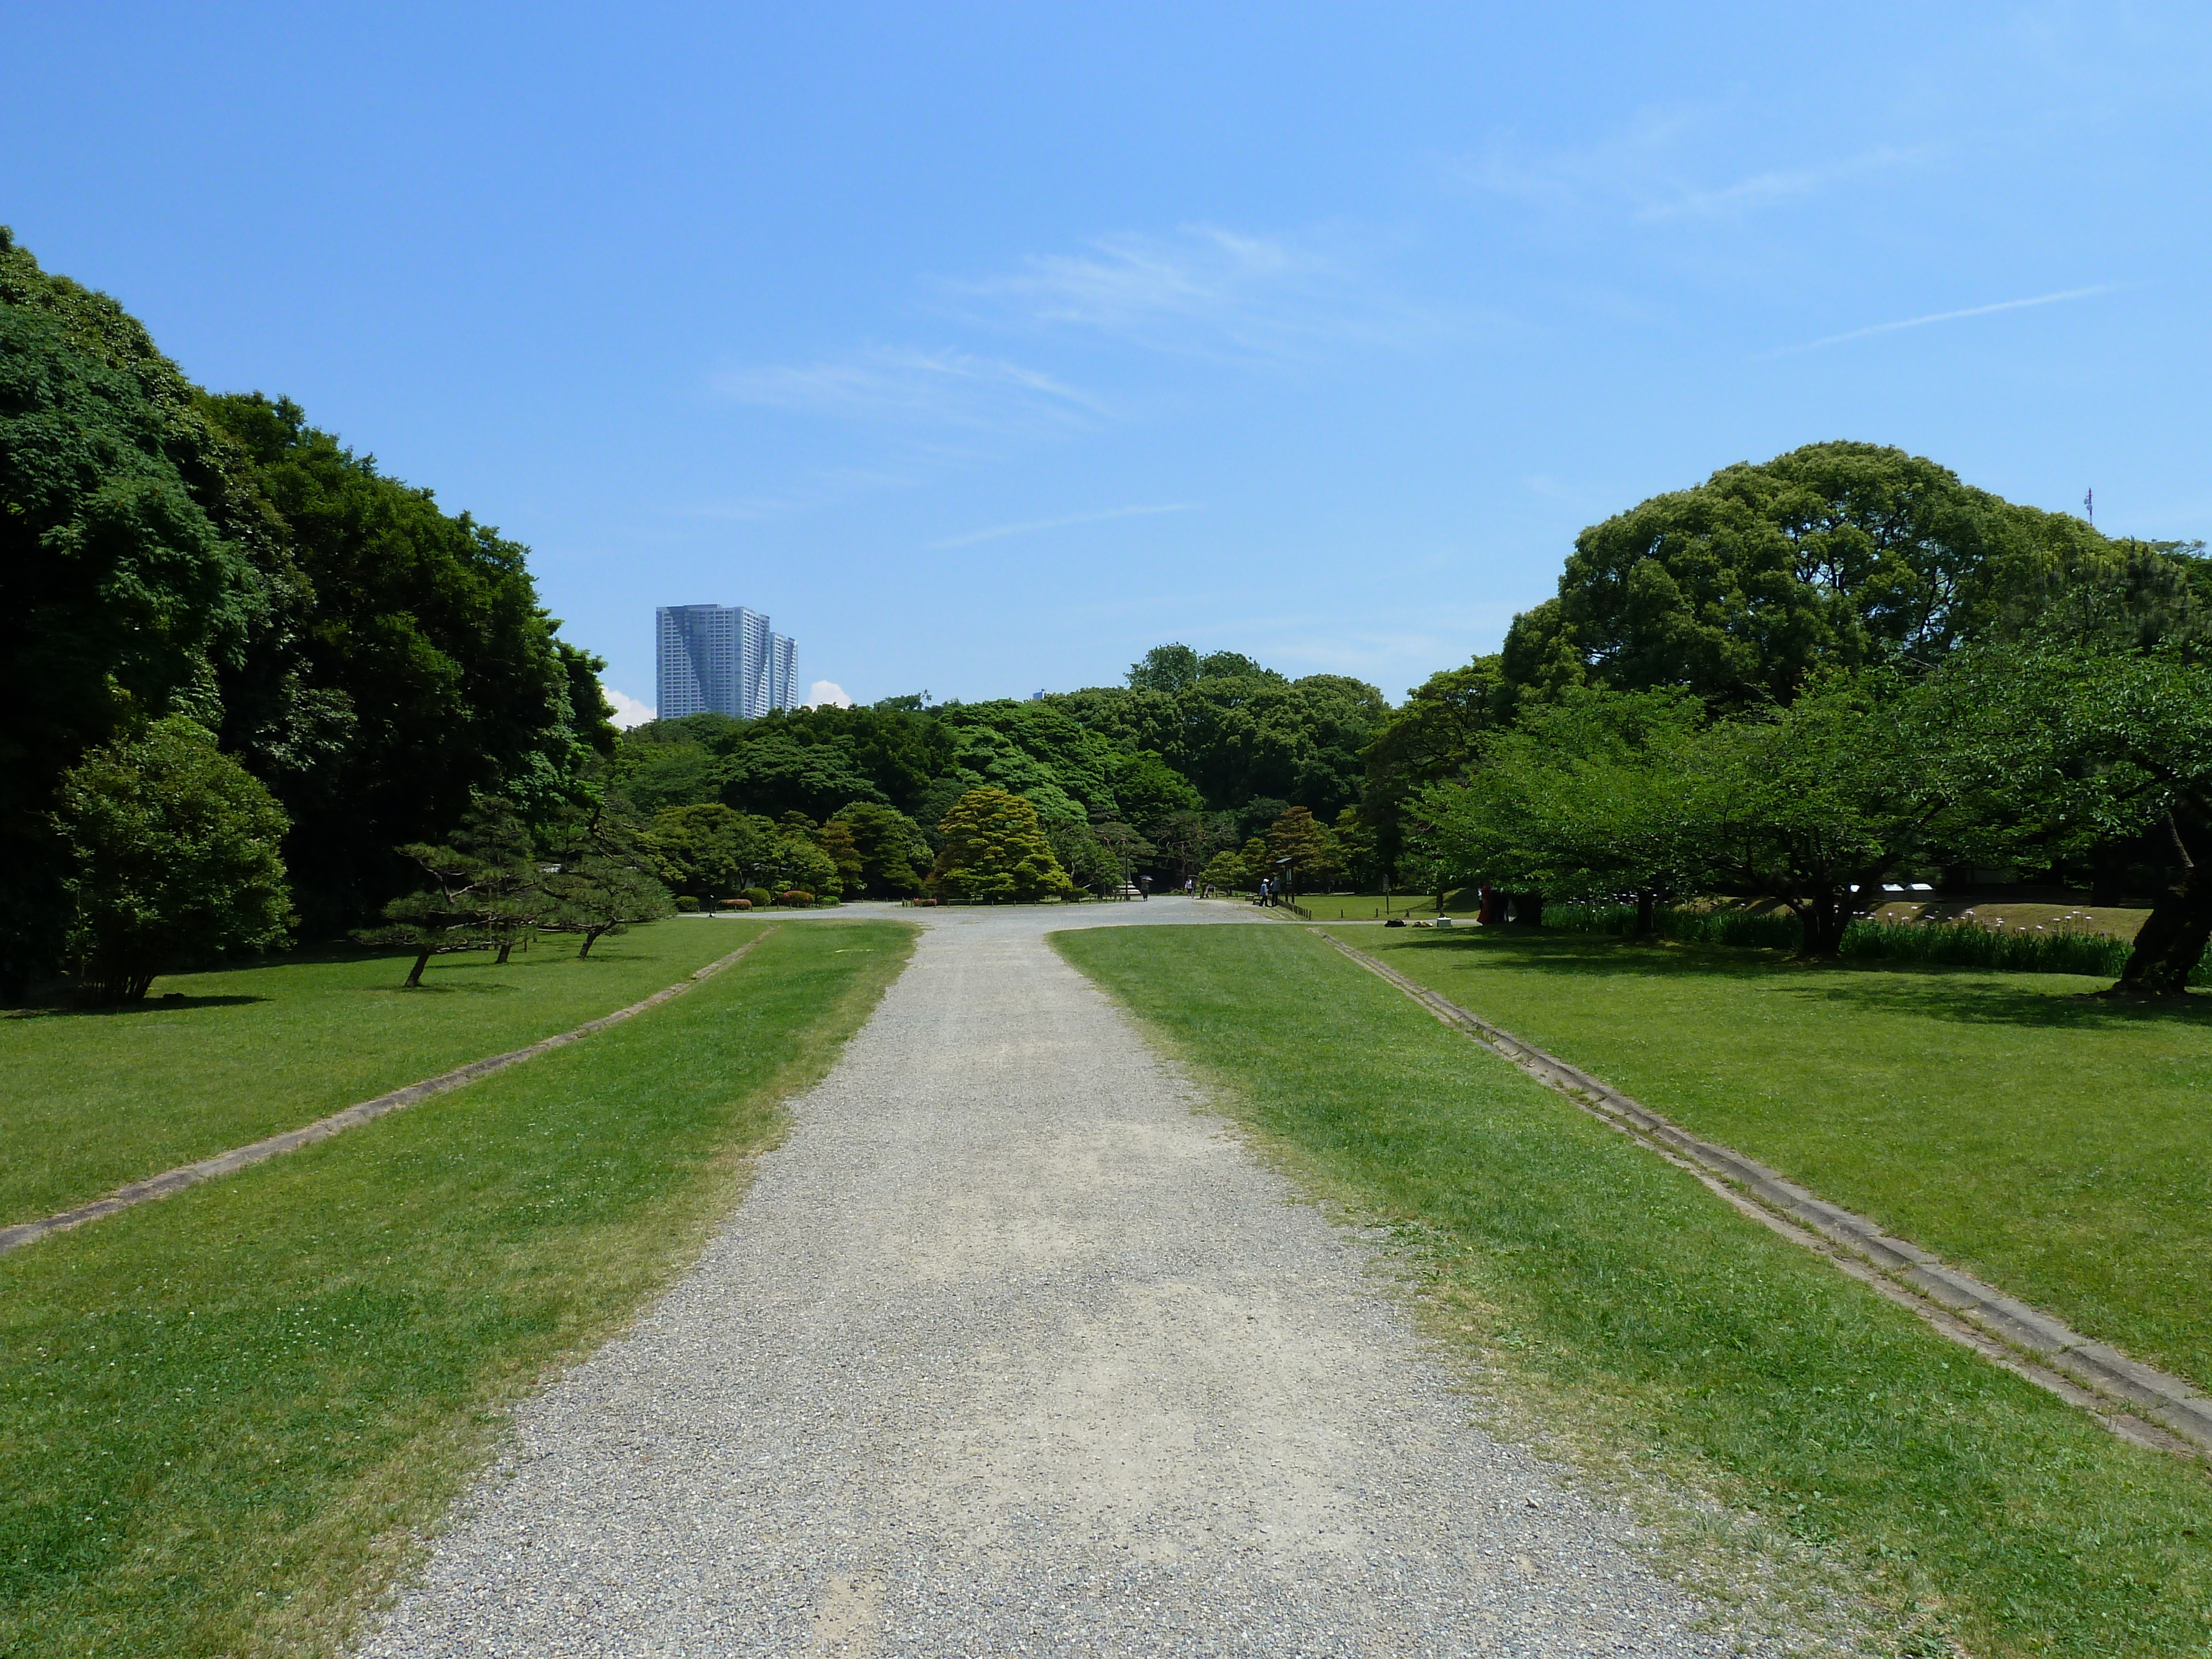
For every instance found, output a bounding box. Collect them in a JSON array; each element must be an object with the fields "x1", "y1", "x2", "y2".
[
  {"x1": 54, "y1": 717, "x2": 294, "y2": 1001},
  {"x1": 928, "y1": 787, "x2": 1075, "y2": 902},
  {"x1": 1501, "y1": 441, "x2": 2130, "y2": 709},
  {"x1": 0, "y1": 229, "x2": 284, "y2": 985}
]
